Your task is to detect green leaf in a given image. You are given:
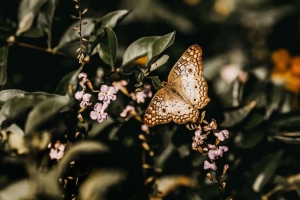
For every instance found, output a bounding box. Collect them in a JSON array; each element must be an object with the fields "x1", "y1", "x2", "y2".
[
  {"x1": 149, "y1": 54, "x2": 169, "y2": 73},
  {"x1": 0, "y1": 89, "x2": 26, "y2": 107},
  {"x1": 220, "y1": 101, "x2": 257, "y2": 127},
  {"x1": 0, "y1": 179, "x2": 33, "y2": 200},
  {"x1": 249, "y1": 150, "x2": 284, "y2": 192},
  {"x1": 238, "y1": 130, "x2": 265, "y2": 148},
  {"x1": 24, "y1": 95, "x2": 71, "y2": 134},
  {"x1": 269, "y1": 111, "x2": 300, "y2": 129},
  {"x1": 98, "y1": 27, "x2": 117, "y2": 71},
  {"x1": 54, "y1": 18, "x2": 97, "y2": 51},
  {"x1": 121, "y1": 36, "x2": 160, "y2": 67},
  {"x1": 244, "y1": 112, "x2": 264, "y2": 131},
  {"x1": 150, "y1": 76, "x2": 162, "y2": 90},
  {"x1": 97, "y1": 10, "x2": 131, "y2": 29},
  {"x1": 36, "y1": 0, "x2": 59, "y2": 48},
  {"x1": 147, "y1": 31, "x2": 175, "y2": 66},
  {"x1": 16, "y1": 0, "x2": 48, "y2": 36},
  {"x1": 79, "y1": 169, "x2": 126, "y2": 200},
  {"x1": 54, "y1": 66, "x2": 83, "y2": 96},
  {"x1": 121, "y1": 31, "x2": 175, "y2": 72},
  {"x1": 54, "y1": 141, "x2": 109, "y2": 178},
  {"x1": 0, "y1": 45, "x2": 8, "y2": 86},
  {"x1": 54, "y1": 10, "x2": 130, "y2": 51},
  {"x1": 273, "y1": 132, "x2": 300, "y2": 144},
  {"x1": 0, "y1": 92, "x2": 65, "y2": 127}
]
